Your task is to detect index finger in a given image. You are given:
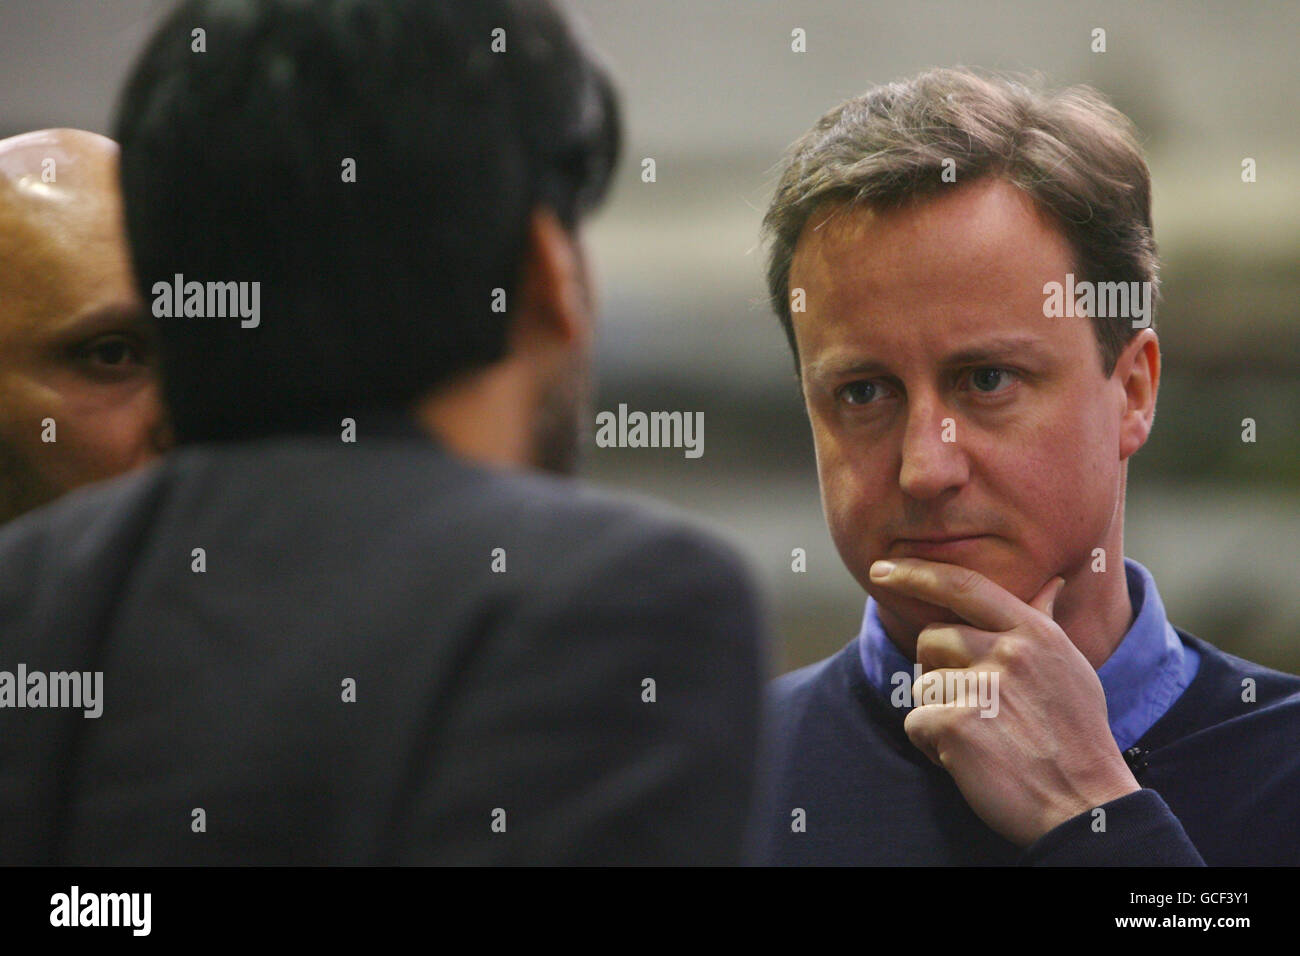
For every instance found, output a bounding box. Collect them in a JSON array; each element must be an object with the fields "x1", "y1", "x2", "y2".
[{"x1": 869, "y1": 558, "x2": 1027, "y2": 632}]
